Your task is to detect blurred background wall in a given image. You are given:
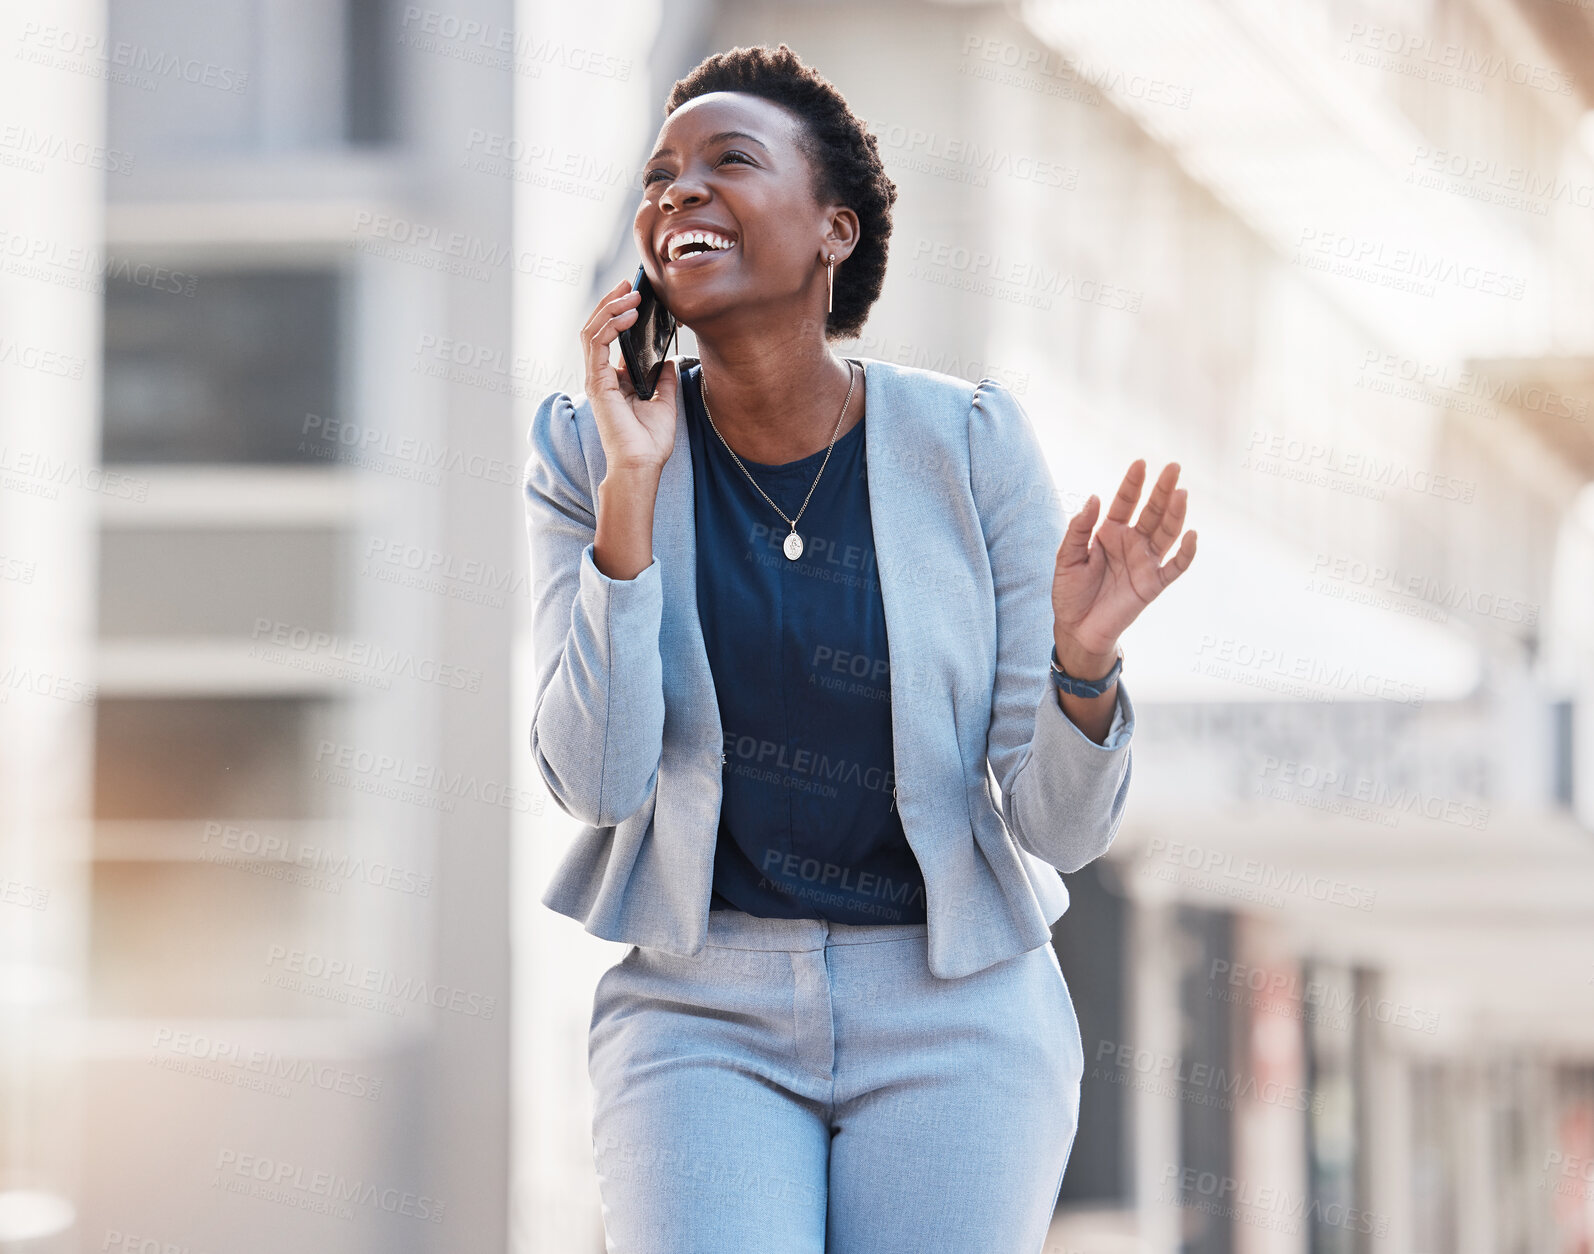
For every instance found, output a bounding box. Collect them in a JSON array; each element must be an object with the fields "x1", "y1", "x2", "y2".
[{"x1": 3, "y1": 0, "x2": 1594, "y2": 1251}]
